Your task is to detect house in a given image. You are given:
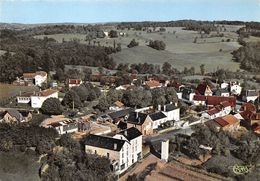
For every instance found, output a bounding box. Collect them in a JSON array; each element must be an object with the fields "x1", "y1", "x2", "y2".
[
  {"x1": 206, "y1": 115, "x2": 240, "y2": 132},
  {"x1": 239, "y1": 102, "x2": 256, "y2": 113},
  {"x1": 68, "y1": 79, "x2": 82, "y2": 89},
  {"x1": 109, "y1": 101, "x2": 125, "y2": 111},
  {"x1": 143, "y1": 80, "x2": 161, "y2": 89},
  {"x1": 107, "y1": 108, "x2": 134, "y2": 123},
  {"x1": 214, "y1": 89, "x2": 230, "y2": 97},
  {"x1": 31, "y1": 89, "x2": 58, "y2": 108},
  {"x1": 126, "y1": 112, "x2": 153, "y2": 135},
  {"x1": 182, "y1": 87, "x2": 196, "y2": 102},
  {"x1": 220, "y1": 82, "x2": 229, "y2": 89},
  {"x1": 115, "y1": 84, "x2": 133, "y2": 91},
  {"x1": 1, "y1": 110, "x2": 25, "y2": 123},
  {"x1": 113, "y1": 127, "x2": 142, "y2": 165},
  {"x1": 49, "y1": 119, "x2": 78, "y2": 135},
  {"x1": 23, "y1": 71, "x2": 47, "y2": 86},
  {"x1": 193, "y1": 95, "x2": 207, "y2": 106},
  {"x1": 202, "y1": 107, "x2": 222, "y2": 119},
  {"x1": 159, "y1": 103, "x2": 180, "y2": 121},
  {"x1": 196, "y1": 82, "x2": 212, "y2": 96},
  {"x1": 243, "y1": 90, "x2": 259, "y2": 102},
  {"x1": 149, "y1": 111, "x2": 168, "y2": 129},
  {"x1": 85, "y1": 134, "x2": 131, "y2": 174},
  {"x1": 230, "y1": 82, "x2": 242, "y2": 96},
  {"x1": 220, "y1": 101, "x2": 232, "y2": 115}
]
